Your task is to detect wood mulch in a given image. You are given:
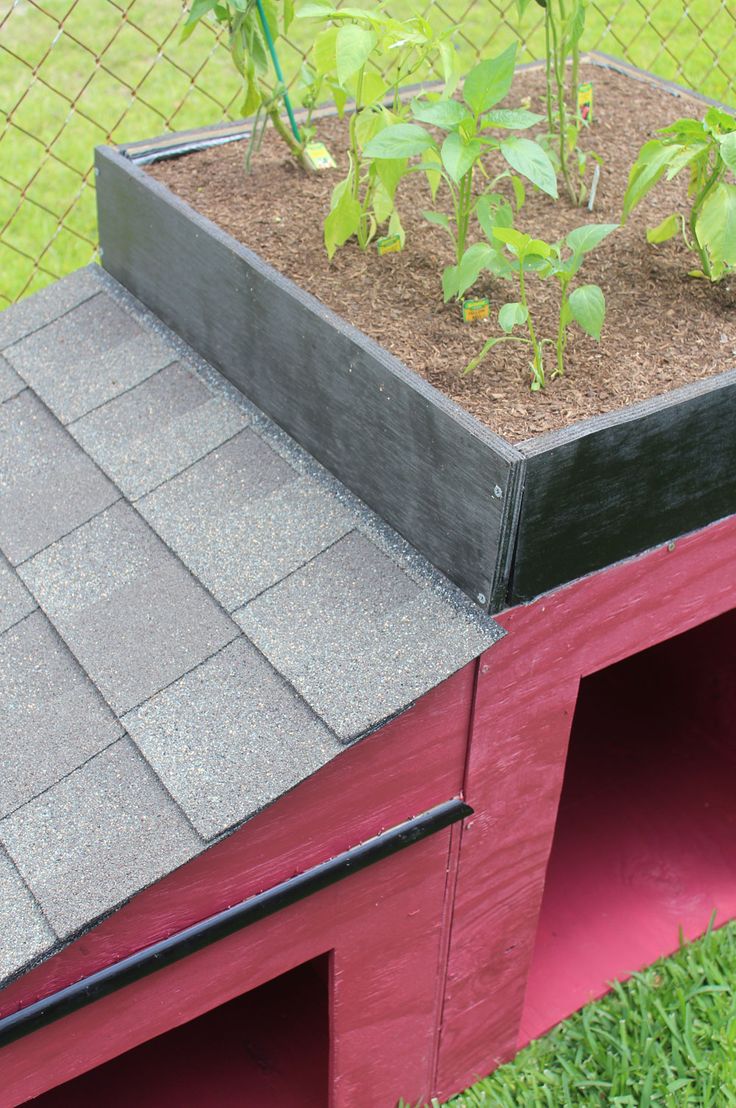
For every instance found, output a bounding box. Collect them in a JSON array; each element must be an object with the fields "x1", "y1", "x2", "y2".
[{"x1": 149, "y1": 62, "x2": 736, "y2": 443}]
